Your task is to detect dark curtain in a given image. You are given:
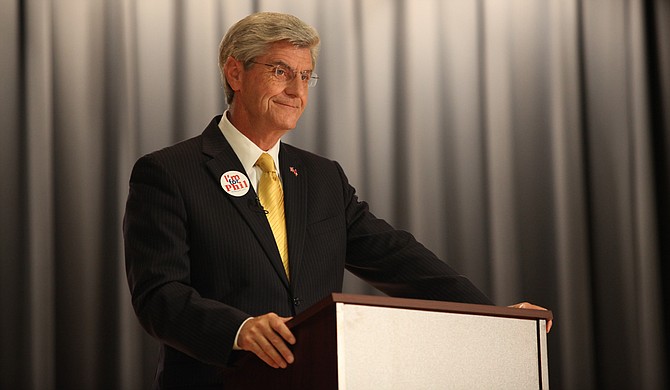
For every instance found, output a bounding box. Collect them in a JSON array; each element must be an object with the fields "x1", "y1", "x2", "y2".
[{"x1": 1, "y1": 1, "x2": 668, "y2": 389}]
